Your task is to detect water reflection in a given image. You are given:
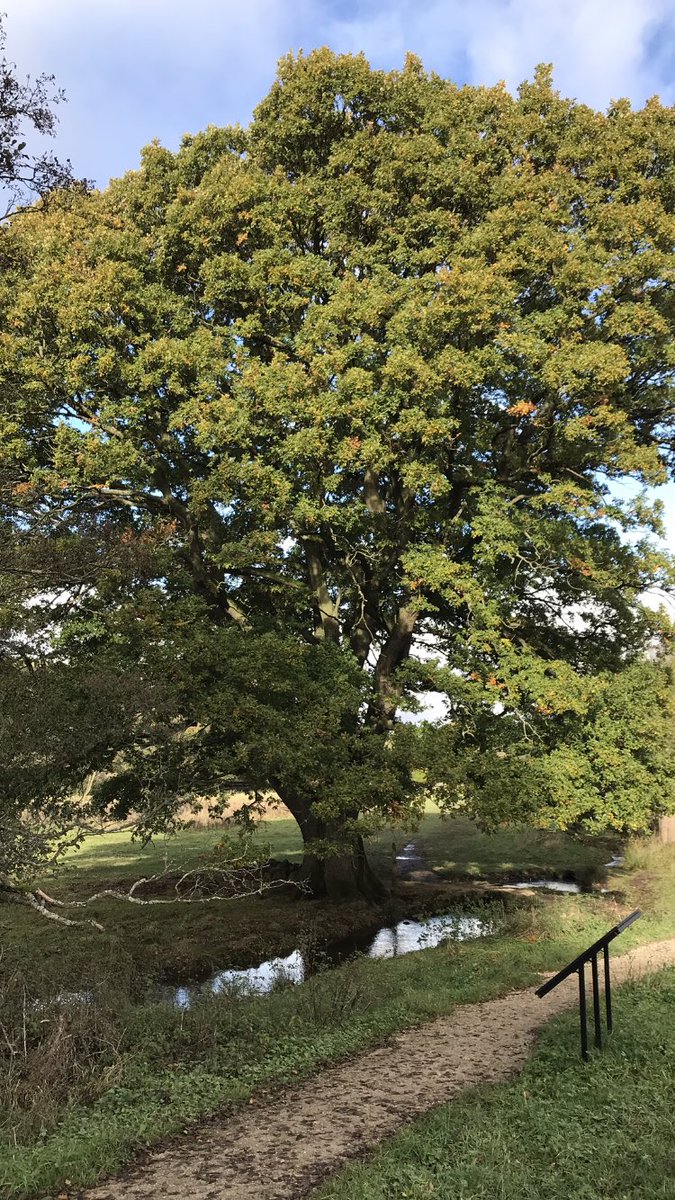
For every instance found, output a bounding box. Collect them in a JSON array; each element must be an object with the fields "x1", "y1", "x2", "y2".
[
  {"x1": 394, "y1": 841, "x2": 428, "y2": 879},
  {"x1": 213, "y1": 950, "x2": 305, "y2": 995},
  {"x1": 507, "y1": 880, "x2": 581, "y2": 893},
  {"x1": 395, "y1": 842, "x2": 421, "y2": 862},
  {"x1": 166, "y1": 910, "x2": 493, "y2": 1008},
  {"x1": 367, "y1": 914, "x2": 490, "y2": 957}
]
